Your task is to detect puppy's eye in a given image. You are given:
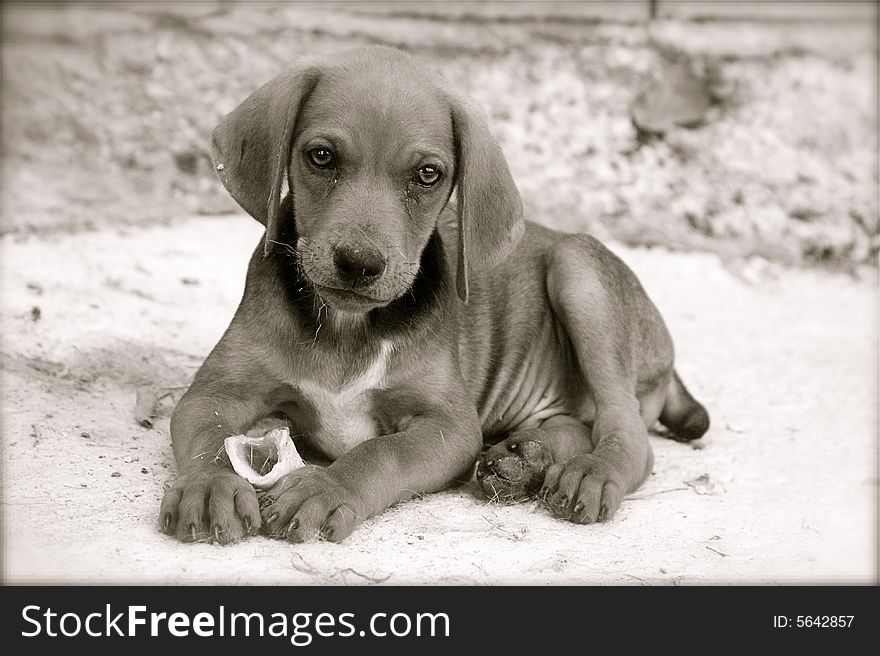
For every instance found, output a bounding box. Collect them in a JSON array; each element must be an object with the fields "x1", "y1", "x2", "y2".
[
  {"x1": 307, "y1": 148, "x2": 335, "y2": 169},
  {"x1": 416, "y1": 164, "x2": 441, "y2": 187}
]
